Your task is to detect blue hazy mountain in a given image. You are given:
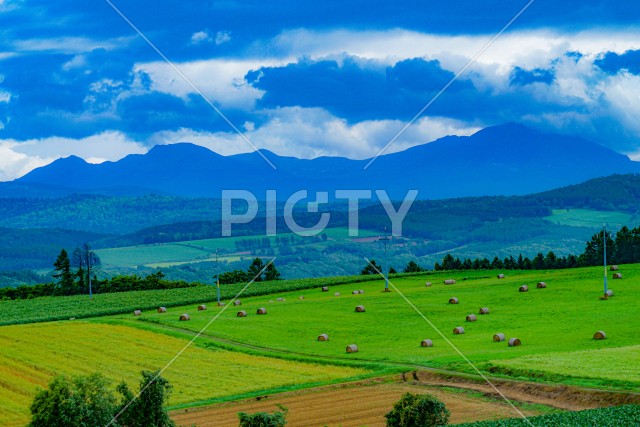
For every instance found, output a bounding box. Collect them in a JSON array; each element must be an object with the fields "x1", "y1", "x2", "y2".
[{"x1": 8, "y1": 123, "x2": 640, "y2": 199}]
